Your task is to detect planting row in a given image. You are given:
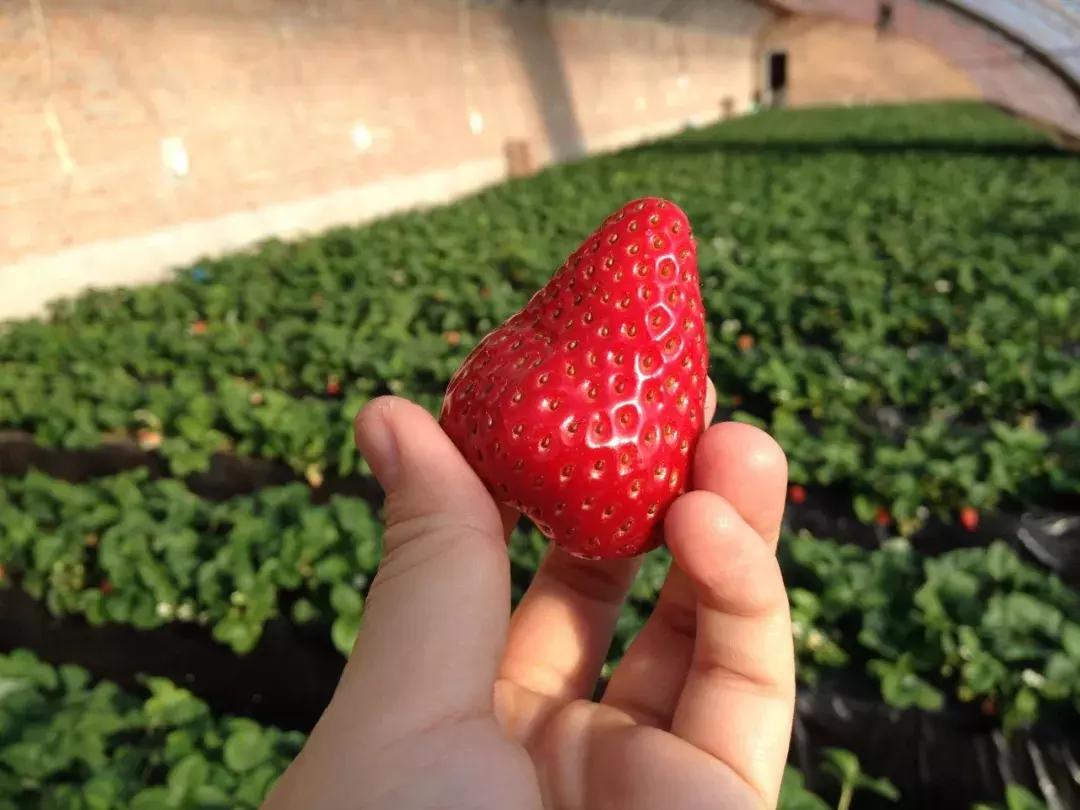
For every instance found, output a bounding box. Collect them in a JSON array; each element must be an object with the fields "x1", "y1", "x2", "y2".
[
  {"x1": 1, "y1": 359, "x2": 1076, "y2": 530},
  {"x1": 1, "y1": 103, "x2": 1077, "y2": 527},
  {"x1": 0, "y1": 648, "x2": 302, "y2": 809},
  {"x1": 0, "y1": 470, "x2": 378, "y2": 656},
  {"x1": 11, "y1": 647, "x2": 1065, "y2": 809},
  {"x1": 3, "y1": 469, "x2": 1078, "y2": 732}
]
